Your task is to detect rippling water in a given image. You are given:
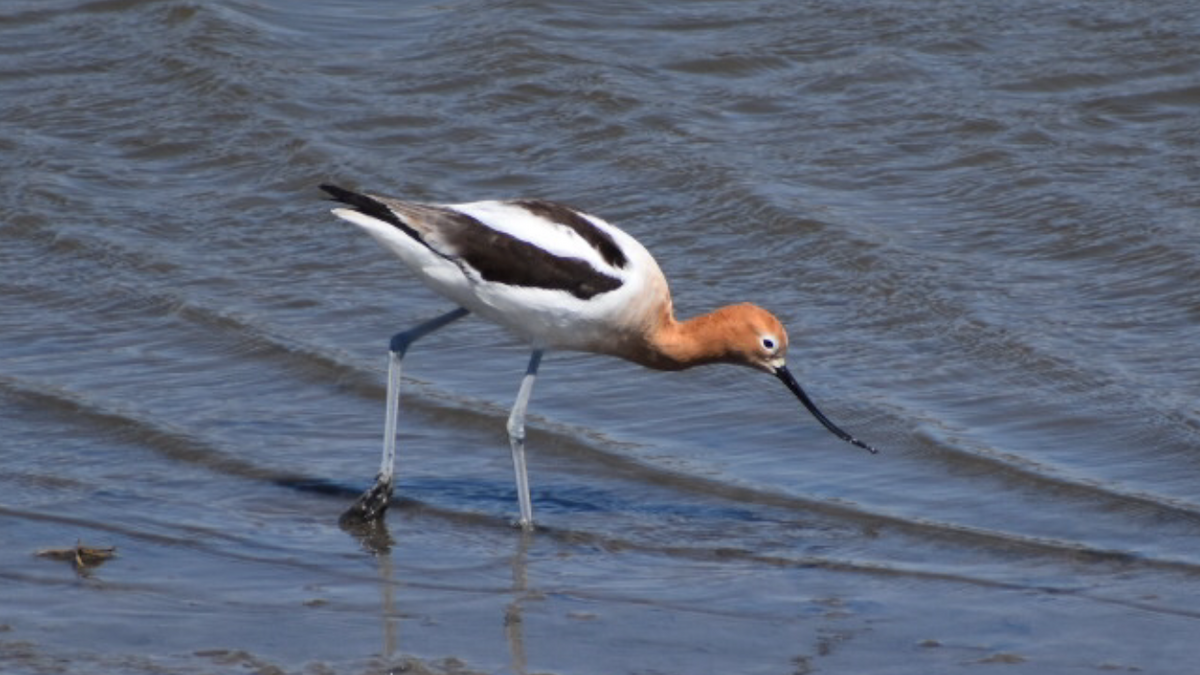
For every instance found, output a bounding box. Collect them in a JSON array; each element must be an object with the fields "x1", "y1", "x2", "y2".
[{"x1": 3, "y1": 1, "x2": 1199, "y2": 673}]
